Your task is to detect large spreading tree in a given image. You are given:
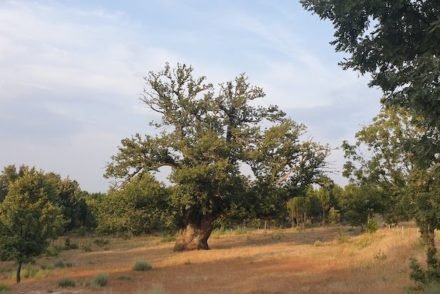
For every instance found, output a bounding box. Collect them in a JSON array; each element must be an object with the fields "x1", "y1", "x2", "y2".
[{"x1": 105, "y1": 63, "x2": 329, "y2": 251}]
